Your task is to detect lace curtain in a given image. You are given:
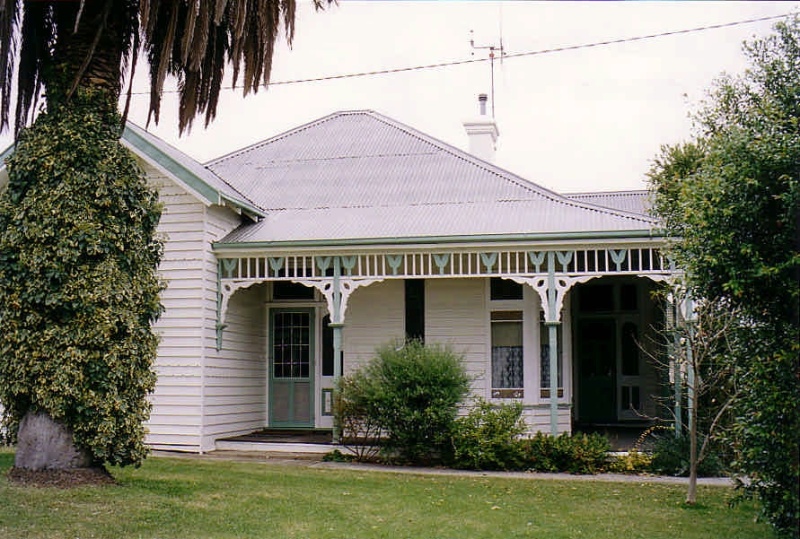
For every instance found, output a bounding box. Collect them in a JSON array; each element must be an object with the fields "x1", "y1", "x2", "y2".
[
  {"x1": 540, "y1": 344, "x2": 563, "y2": 389},
  {"x1": 492, "y1": 346, "x2": 523, "y2": 389}
]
